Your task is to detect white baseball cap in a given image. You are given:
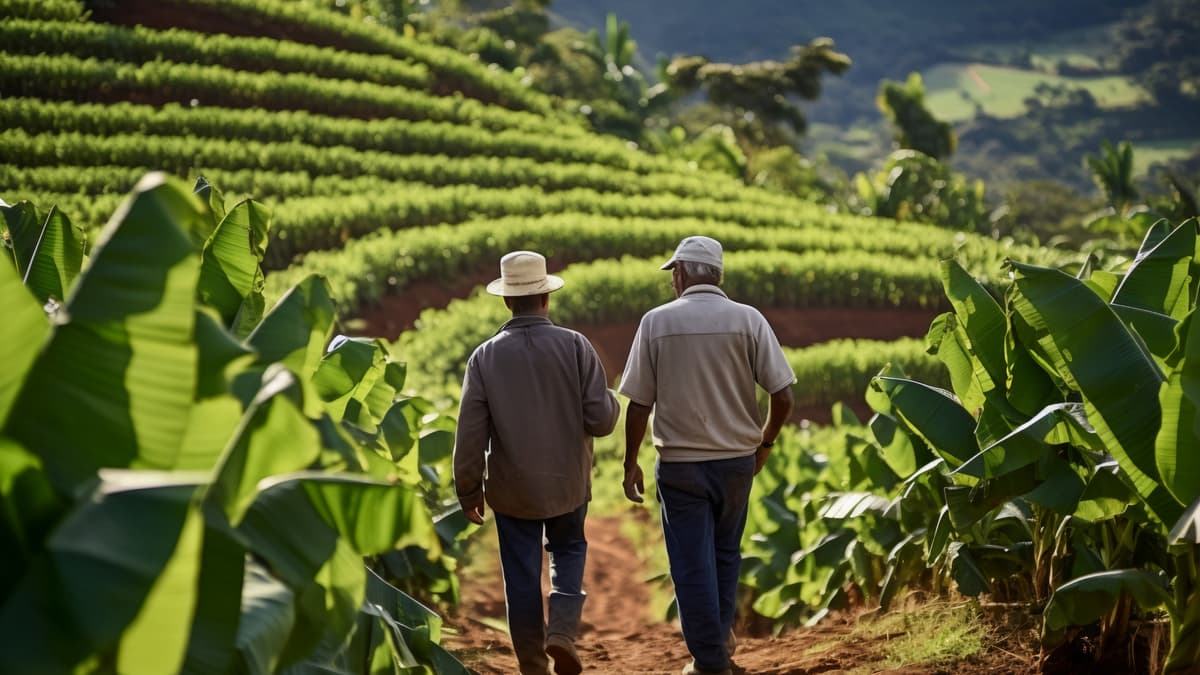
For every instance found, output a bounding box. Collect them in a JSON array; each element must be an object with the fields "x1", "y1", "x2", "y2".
[{"x1": 660, "y1": 235, "x2": 723, "y2": 271}]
